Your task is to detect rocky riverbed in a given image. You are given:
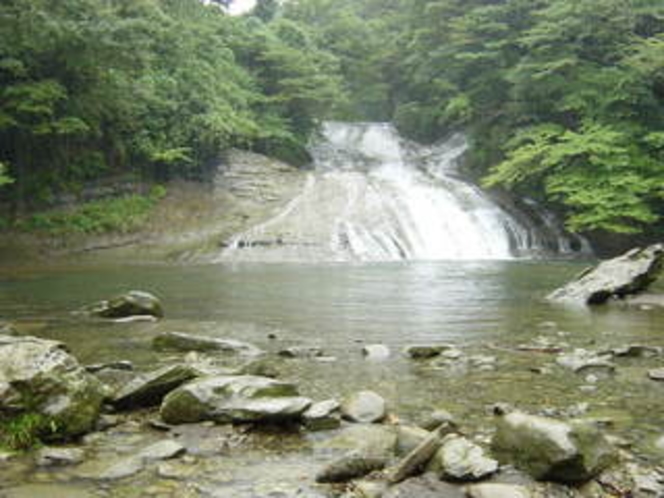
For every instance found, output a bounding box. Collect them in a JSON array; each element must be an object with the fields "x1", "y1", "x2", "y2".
[{"x1": 1, "y1": 287, "x2": 664, "y2": 498}]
